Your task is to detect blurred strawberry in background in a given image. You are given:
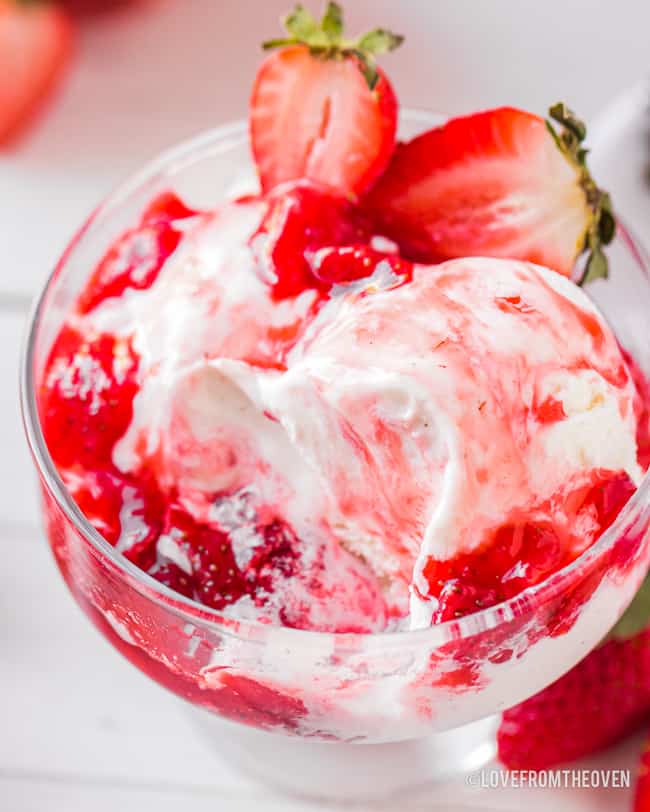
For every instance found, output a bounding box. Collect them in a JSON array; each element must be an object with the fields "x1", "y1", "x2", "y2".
[
  {"x1": 59, "y1": 0, "x2": 140, "y2": 17},
  {"x1": 635, "y1": 734, "x2": 650, "y2": 811},
  {"x1": 498, "y1": 571, "x2": 650, "y2": 807},
  {"x1": 0, "y1": 0, "x2": 146, "y2": 146},
  {"x1": 0, "y1": 0, "x2": 72, "y2": 144}
]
